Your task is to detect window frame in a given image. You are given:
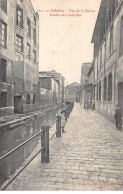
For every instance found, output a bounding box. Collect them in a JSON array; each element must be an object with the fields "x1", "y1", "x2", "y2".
[
  {"x1": 27, "y1": 42, "x2": 31, "y2": 58},
  {"x1": 108, "y1": 73, "x2": 112, "y2": 102},
  {"x1": 119, "y1": 16, "x2": 123, "y2": 57},
  {"x1": 103, "y1": 77, "x2": 107, "y2": 101},
  {"x1": 16, "y1": 5, "x2": 23, "y2": 29},
  {"x1": 26, "y1": 94, "x2": 30, "y2": 104},
  {"x1": 33, "y1": 49, "x2": 36, "y2": 63},
  {"x1": 16, "y1": 34, "x2": 23, "y2": 52},
  {"x1": 109, "y1": 25, "x2": 113, "y2": 55},
  {"x1": 33, "y1": 94, "x2": 36, "y2": 104},
  {"x1": 99, "y1": 81, "x2": 101, "y2": 101},
  {"x1": 27, "y1": 17, "x2": 31, "y2": 38},
  {"x1": 0, "y1": 20, "x2": 7, "y2": 48},
  {"x1": 33, "y1": 28, "x2": 36, "y2": 45},
  {"x1": 33, "y1": 15, "x2": 36, "y2": 26}
]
